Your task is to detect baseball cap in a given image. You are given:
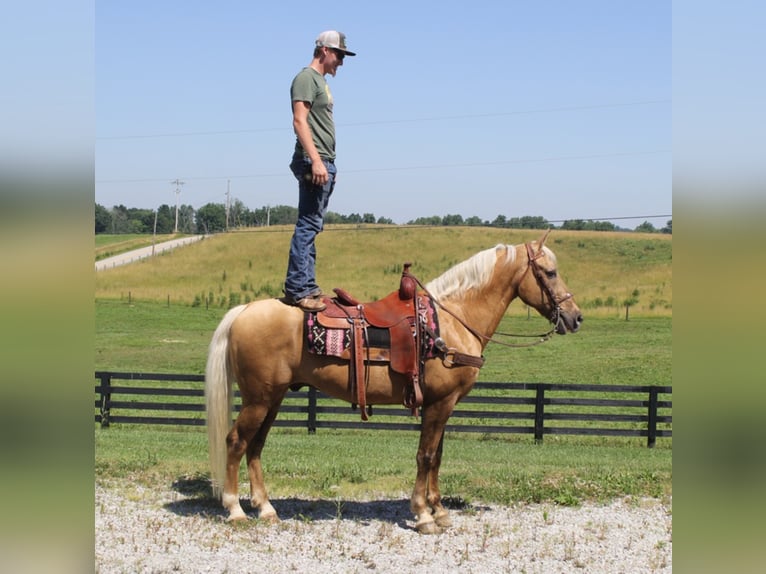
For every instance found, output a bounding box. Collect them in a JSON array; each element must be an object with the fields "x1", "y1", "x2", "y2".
[{"x1": 315, "y1": 30, "x2": 356, "y2": 56}]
